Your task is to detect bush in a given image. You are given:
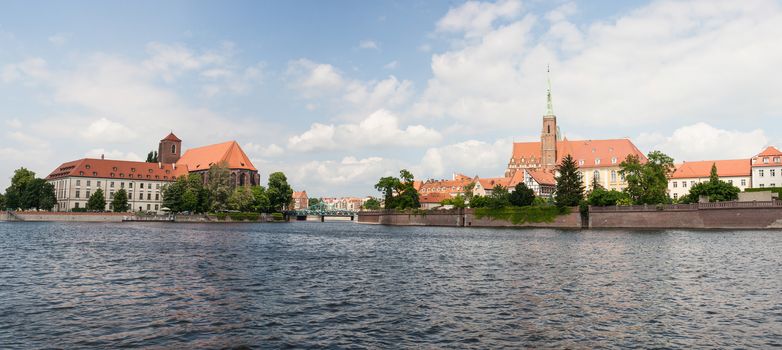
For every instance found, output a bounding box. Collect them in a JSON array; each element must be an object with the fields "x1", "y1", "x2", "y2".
[
  {"x1": 588, "y1": 188, "x2": 629, "y2": 207},
  {"x1": 474, "y1": 206, "x2": 566, "y2": 224},
  {"x1": 271, "y1": 212, "x2": 285, "y2": 221}
]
